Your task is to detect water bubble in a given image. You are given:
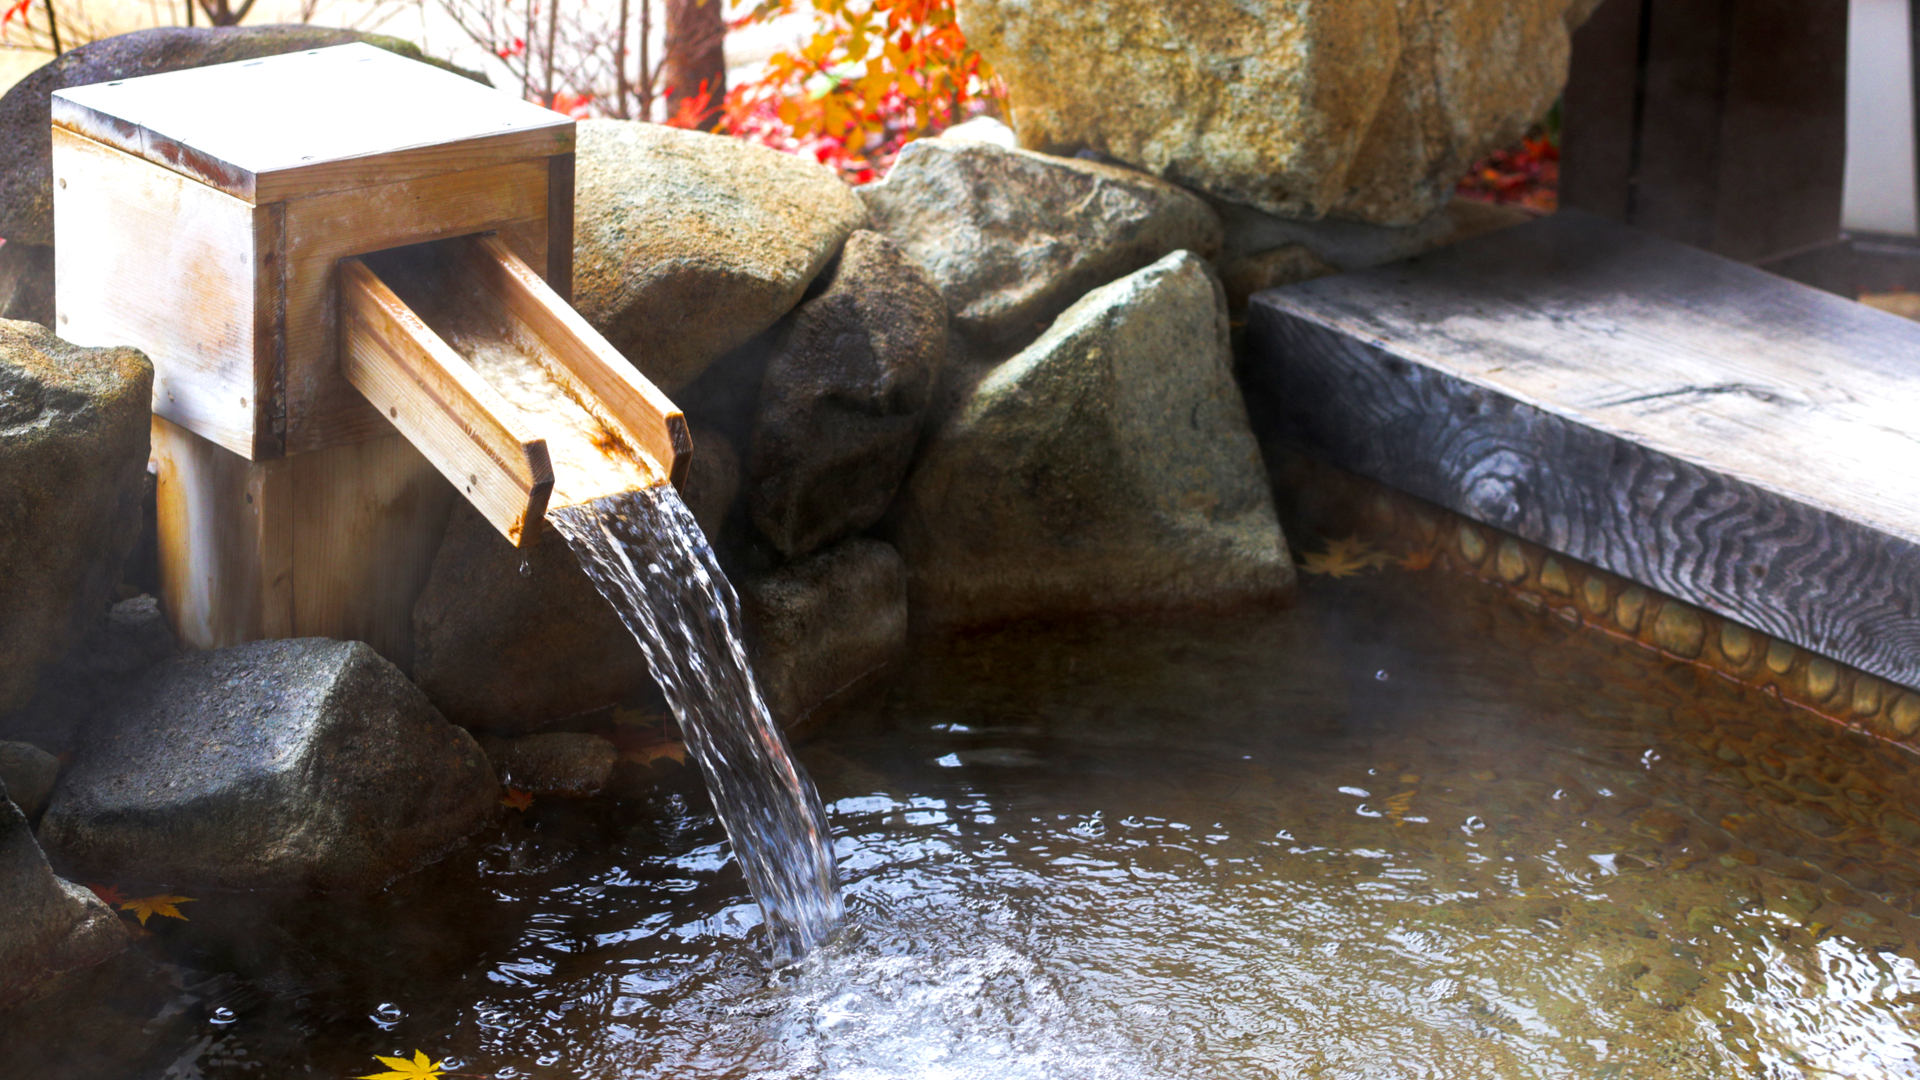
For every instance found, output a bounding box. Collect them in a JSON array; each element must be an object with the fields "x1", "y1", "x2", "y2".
[
  {"x1": 209, "y1": 1006, "x2": 237, "y2": 1025},
  {"x1": 371, "y1": 1003, "x2": 403, "y2": 1029},
  {"x1": 1375, "y1": 669, "x2": 1390, "y2": 682},
  {"x1": 518, "y1": 558, "x2": 533, "y2": 577},
  {"x1": 1462, "y1": 815, "x2": 1488, "y2": 834}
]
